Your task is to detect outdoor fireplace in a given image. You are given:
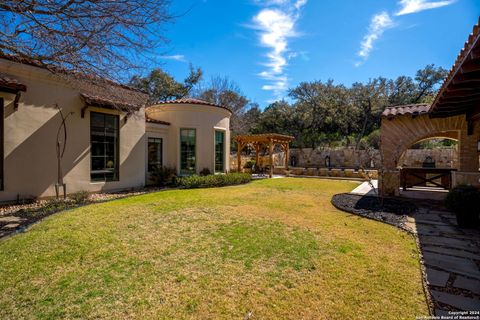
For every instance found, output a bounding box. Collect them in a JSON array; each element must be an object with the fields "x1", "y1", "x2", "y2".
[{"x1": 422, "y1": 156, "x2": 436, "y2": 168}]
